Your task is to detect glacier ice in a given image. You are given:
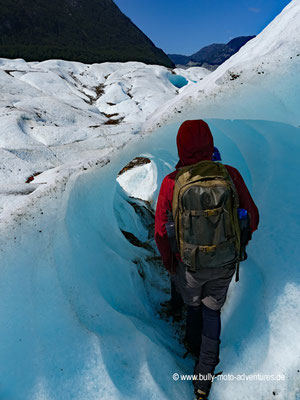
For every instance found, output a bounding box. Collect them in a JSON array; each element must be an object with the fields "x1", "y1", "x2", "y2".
[
  {"x1": 116, "y1": 158, "x2": 158, "y2": 202},
  {"x1": 0, "y1": 117, "x2": 300, "y2": 399},
  {"x1": 167, "y1": 73, "x2": 188, "y2": 89},
  {"x1": 0, "y1": 1, "x2": 300, "y2": 399}
]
